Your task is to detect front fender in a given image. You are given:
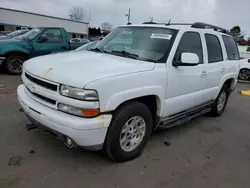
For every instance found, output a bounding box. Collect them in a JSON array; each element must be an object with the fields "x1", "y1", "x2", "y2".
[
  {"x1": 105, "y1": 86, "x2": 164, "y2": 115},
  {"x1": 0, "y1": 43, "x2": 31, "y2": 57}
]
